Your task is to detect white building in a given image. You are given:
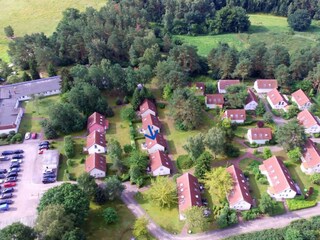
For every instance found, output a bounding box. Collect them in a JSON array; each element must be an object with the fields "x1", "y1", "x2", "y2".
[
  {"x1": 297, "y1": 109, "x2": 320, "y2": 134},
  {"x1": 223, "y1": 109, "x2": 246, "y2": 124},
  {"x1": 205, "y1": 94, "x2": 224, "y2": 109},
  {"x1": 226, "y1": 165, "x2": 253, "y2": 211},
  {"x1": 259, "y1": 156, "x2": 297, "y2": 200},
  {"x1": 149, "y1": 150, "x2": 172, "y2": 176},
  {"x1": 85, "y1": 153, "x2": 106, "y2": 178},
  {"x1": 218, "y1": 79, "x2": 240, "y2": 93},
  {"x1": 267, "y1": 89, "x2": 288, "y2": 111},
  {"x1": 247, "y1": 128, "x2": 272, "y2": 145},
  {"x1": 291, "y1": 89, "x2": 312, "y2": 110},
  {"x1": 300, "y1": 139, "x2": 320, "y2": 174},
  {"x1": 254, "y1": 79, "x2": 278, "y2": 93},
  {"x1": 244, "y1": 89, "x2": 258, "y2": 111},
  {"x1": 85, "y1": 131, "x2": 107, "y2": 154}
]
